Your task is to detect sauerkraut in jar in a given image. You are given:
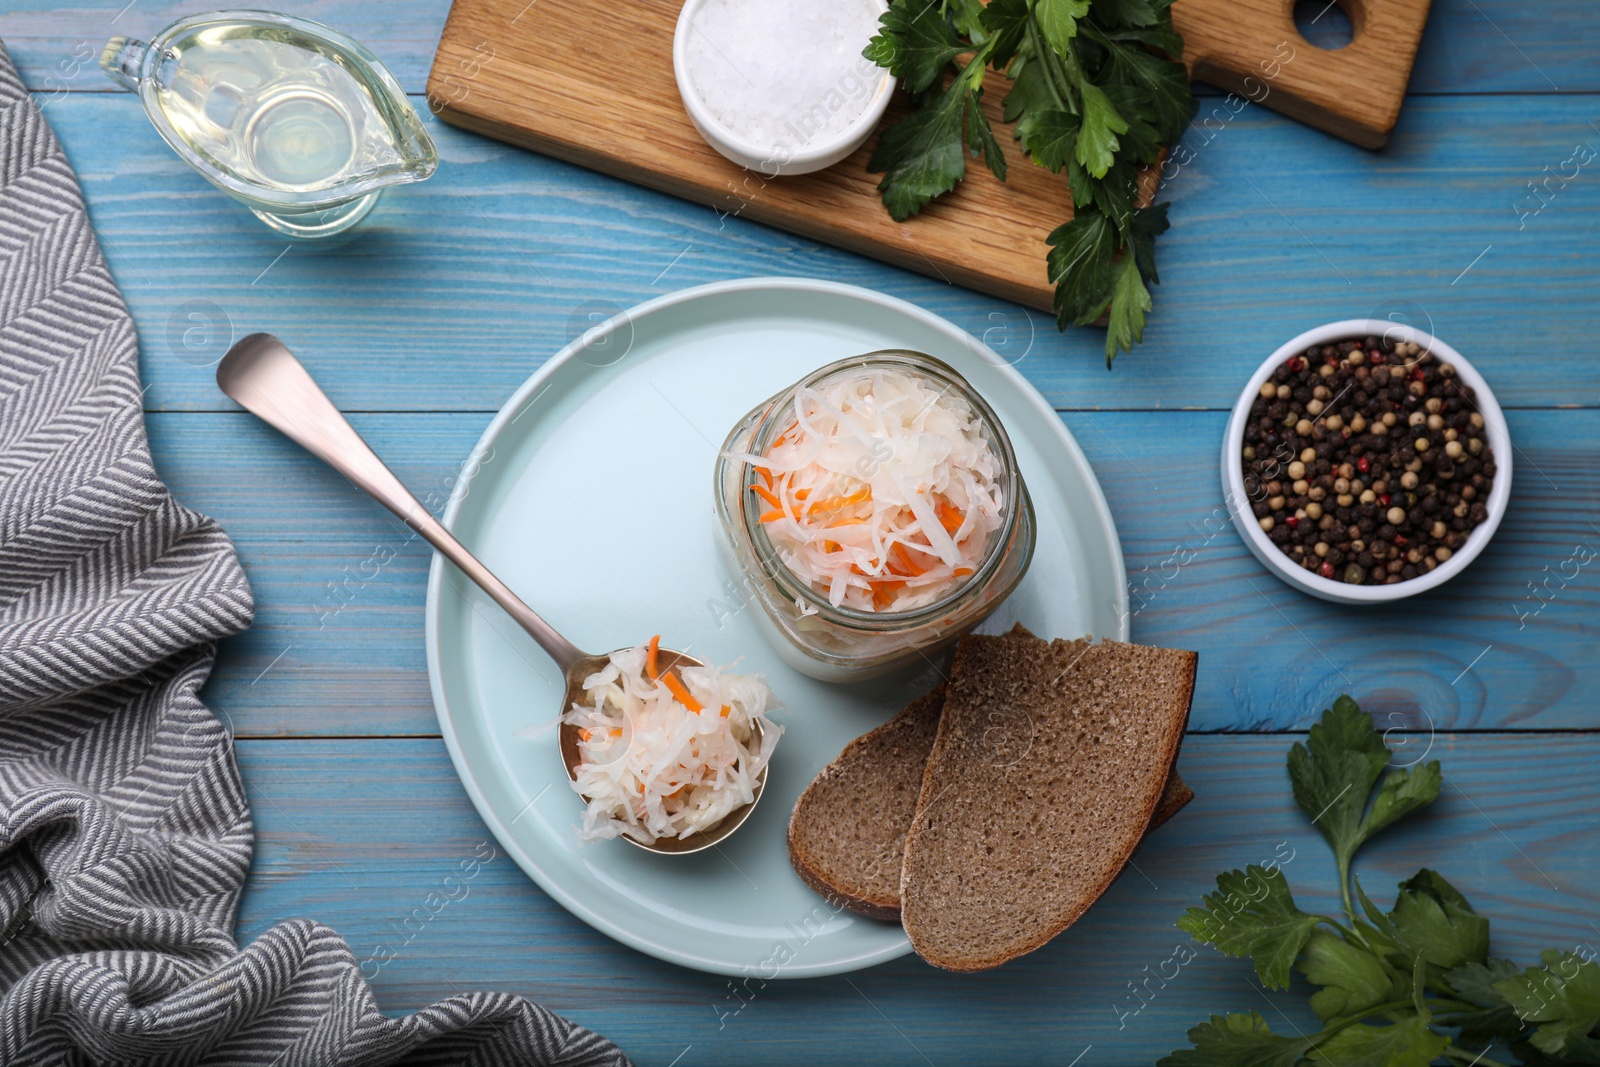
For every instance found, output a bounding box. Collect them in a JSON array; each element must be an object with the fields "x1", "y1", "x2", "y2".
[
  {"x1": 715, "y1": 352, "x2": 1035, "y2": 682},
  {"x1": 730, "y1": 365, "x2": 1005, "y2": 614}
]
